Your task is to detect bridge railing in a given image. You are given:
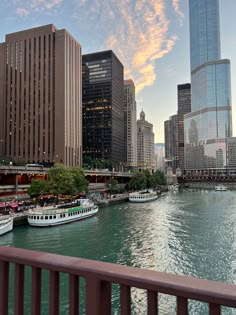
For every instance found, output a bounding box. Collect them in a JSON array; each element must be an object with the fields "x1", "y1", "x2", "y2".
[{"x1": 0, "y1": 246, "x2": 236, "y2": 314}]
